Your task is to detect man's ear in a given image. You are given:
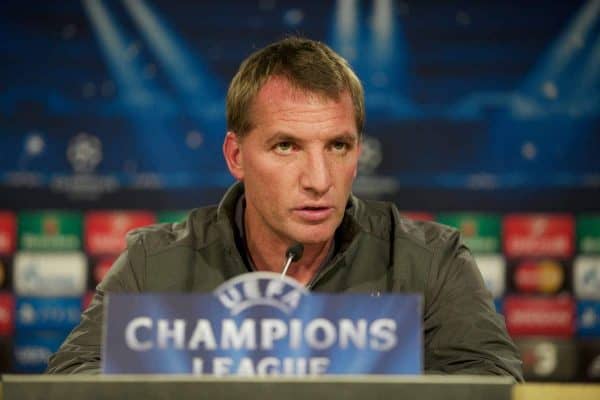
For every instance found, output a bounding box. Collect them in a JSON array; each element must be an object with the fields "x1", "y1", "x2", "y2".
[{"x1": 223, "y1": 131, "x2": 244, "y2": 181}]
